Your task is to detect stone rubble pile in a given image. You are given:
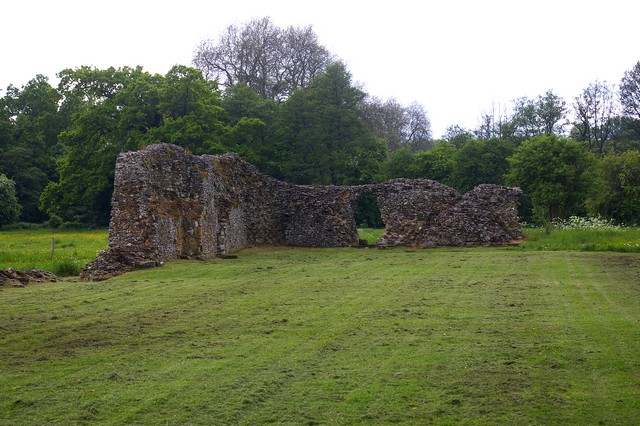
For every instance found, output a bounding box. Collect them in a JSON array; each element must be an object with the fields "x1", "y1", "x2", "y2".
[{"x1": 0, "y1": 268, "x2": 57, "y2": 287}]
